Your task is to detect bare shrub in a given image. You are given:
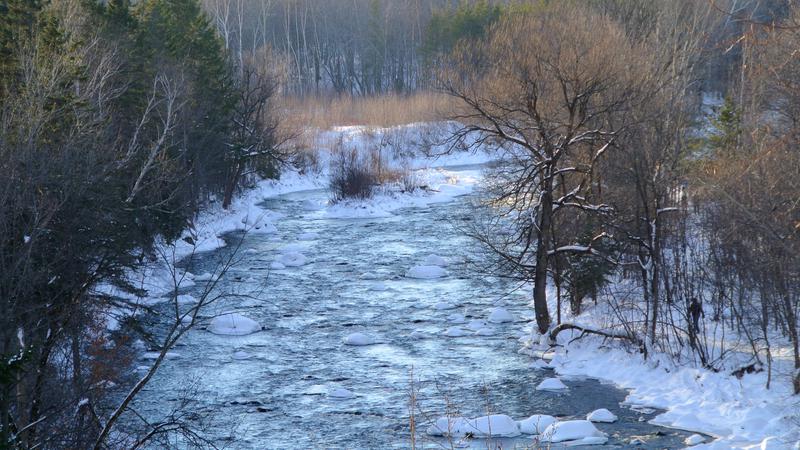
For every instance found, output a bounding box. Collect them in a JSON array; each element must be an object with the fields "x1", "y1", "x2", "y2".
[{"x1": 329, "y1": 144, "x2": 377, "y2": 203}]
